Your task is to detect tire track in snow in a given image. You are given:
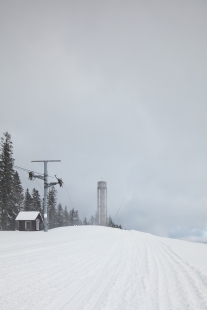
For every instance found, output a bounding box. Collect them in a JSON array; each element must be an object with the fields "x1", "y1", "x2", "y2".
[
  {"x1": 125, "y1": 233, "x2": 147, "y2": 310},
  {"x1": 100, "y1": 230, "x2": 147, "y2": 310},
  {"x1": 130, "y1": 231, "x2": 207, "y2": 310},
  {"x1": 148, "y1": 241, "x2": 185, "y2": 310},
  {"x1": 55, "y1": 232, "x2": 124, "y2": 310},
  {"x1": 158, "y1": 242, "x2": 207, "y2": 309},
  {"x1": 1, "y1": 232, "x2": 119, "y2": 310},
  {"x1": 1, "y1": 228, "x2": 207, "y2": 310},
  {"x1": 96, "y1": 230, "x2": 150, "y2": 310},
  {"x1": 82, "y1": 232, "x2": 125, "y2": 310}
]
